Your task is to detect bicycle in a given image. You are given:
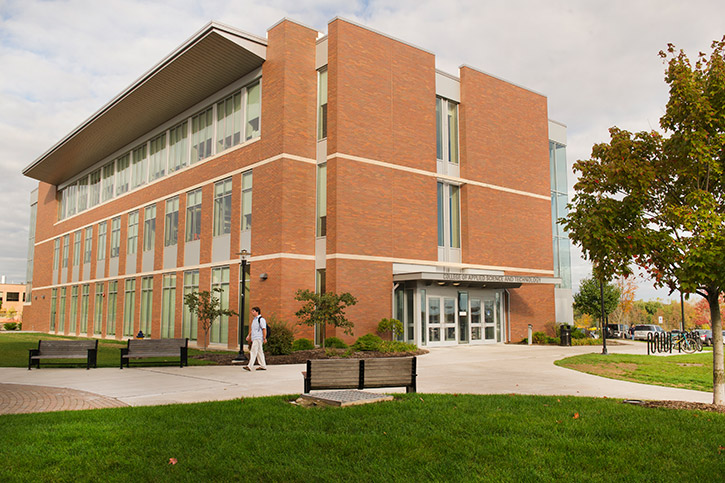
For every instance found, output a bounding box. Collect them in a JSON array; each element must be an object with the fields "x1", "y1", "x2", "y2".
[{"x1": 670, "y1": 331, "x2": 701, "y2": 353}]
